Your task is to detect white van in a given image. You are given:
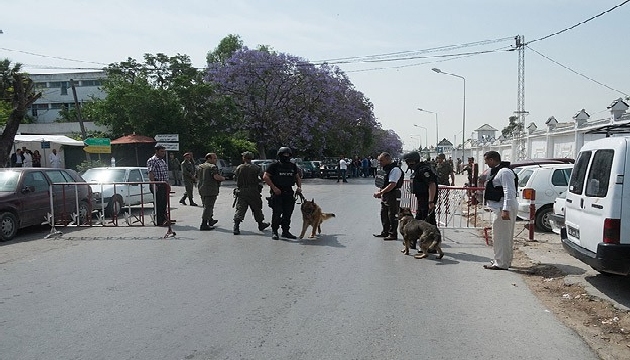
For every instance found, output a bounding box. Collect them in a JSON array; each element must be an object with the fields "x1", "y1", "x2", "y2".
[{"x1": 561, "y1": 136, "x2": 630, "y2": 275}]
